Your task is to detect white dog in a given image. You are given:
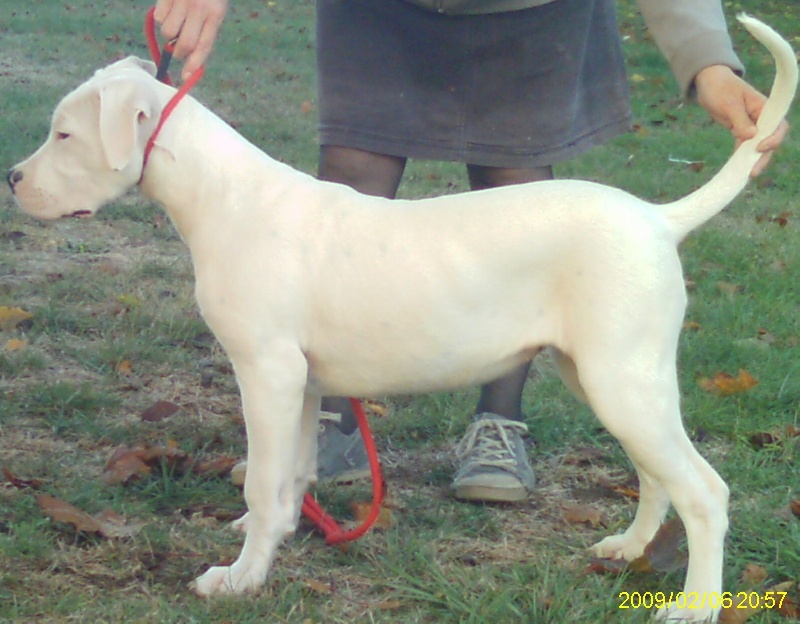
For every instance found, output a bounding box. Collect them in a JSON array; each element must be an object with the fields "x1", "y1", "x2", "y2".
[{"x1": 7, "y1": 15, "x2": 796, "y2": 622}]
